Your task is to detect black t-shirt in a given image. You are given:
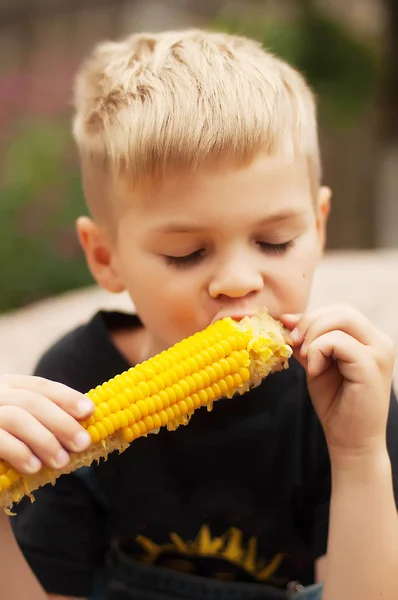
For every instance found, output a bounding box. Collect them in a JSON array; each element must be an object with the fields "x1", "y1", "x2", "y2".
[{"x1": 11, "y1": 311, "x2": 398, "y2": 598}]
